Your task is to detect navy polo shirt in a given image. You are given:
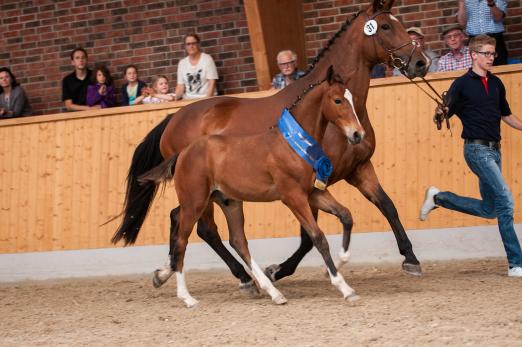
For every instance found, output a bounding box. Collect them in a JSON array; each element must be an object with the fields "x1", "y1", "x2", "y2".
[{"x1": 447, "y1": 69, "x2": 511, "y2": 142}]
